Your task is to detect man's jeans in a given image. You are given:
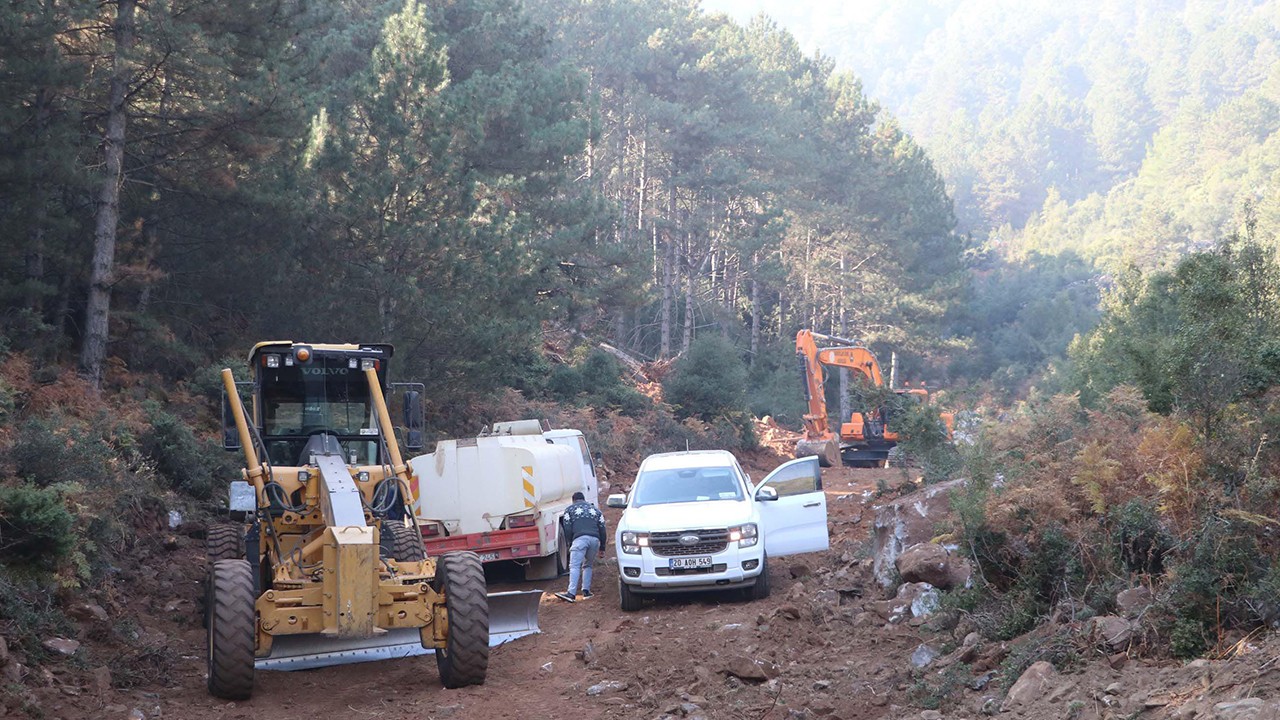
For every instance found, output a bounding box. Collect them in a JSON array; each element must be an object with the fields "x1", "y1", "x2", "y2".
[{"x1": 567, "y1": 535, "x2": 601, "y2": 595}]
